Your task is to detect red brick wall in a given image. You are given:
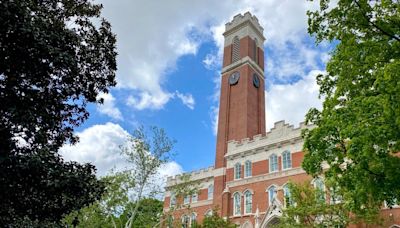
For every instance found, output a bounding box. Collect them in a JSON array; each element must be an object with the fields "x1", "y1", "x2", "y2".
[{"x1": 226, "y1": 151, "x2": 304, "y2": 182}]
